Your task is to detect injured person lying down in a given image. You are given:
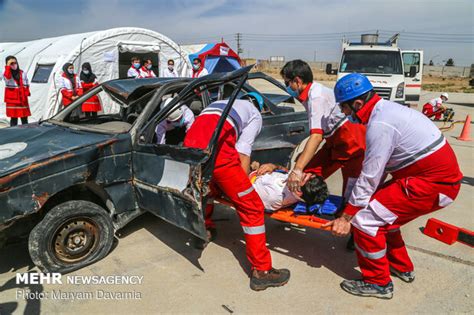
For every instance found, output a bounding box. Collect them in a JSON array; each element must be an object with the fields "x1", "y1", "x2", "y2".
[{"x1": 250, "y1": 163, "x2": 331, "y2": 212}]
